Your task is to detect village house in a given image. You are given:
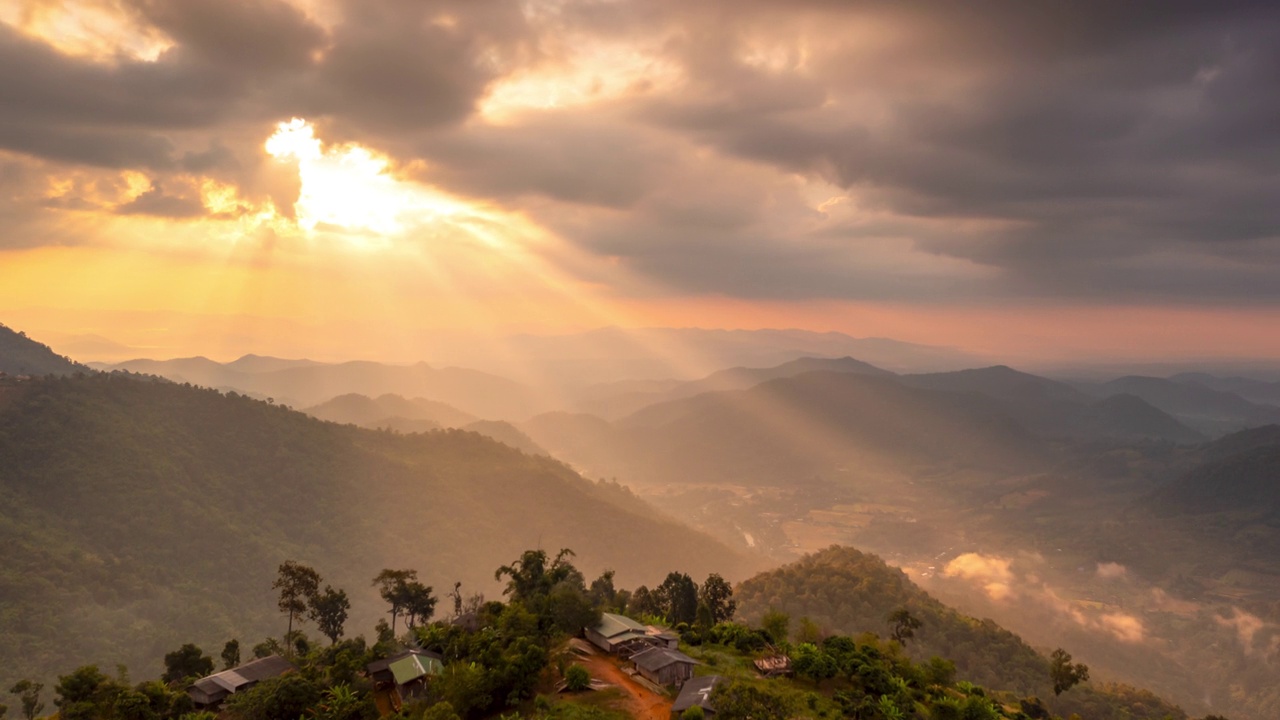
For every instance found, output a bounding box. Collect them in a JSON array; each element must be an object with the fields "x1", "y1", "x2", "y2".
[
  {"x1": 671, "y1": 675, "x2": 721, "y2": 720},
  {"x1": 630, "y1": 646, "x2": 698, "y2": 688},
  {"x1": 585, "y1": 612, "x2": 651, "y2": 653},
  {"x1": 366, "y1": 648, "x2": 444, "y2": 713},
  {"x1": 187, "y1": 655, "x2": 295, "y2": 708}
]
